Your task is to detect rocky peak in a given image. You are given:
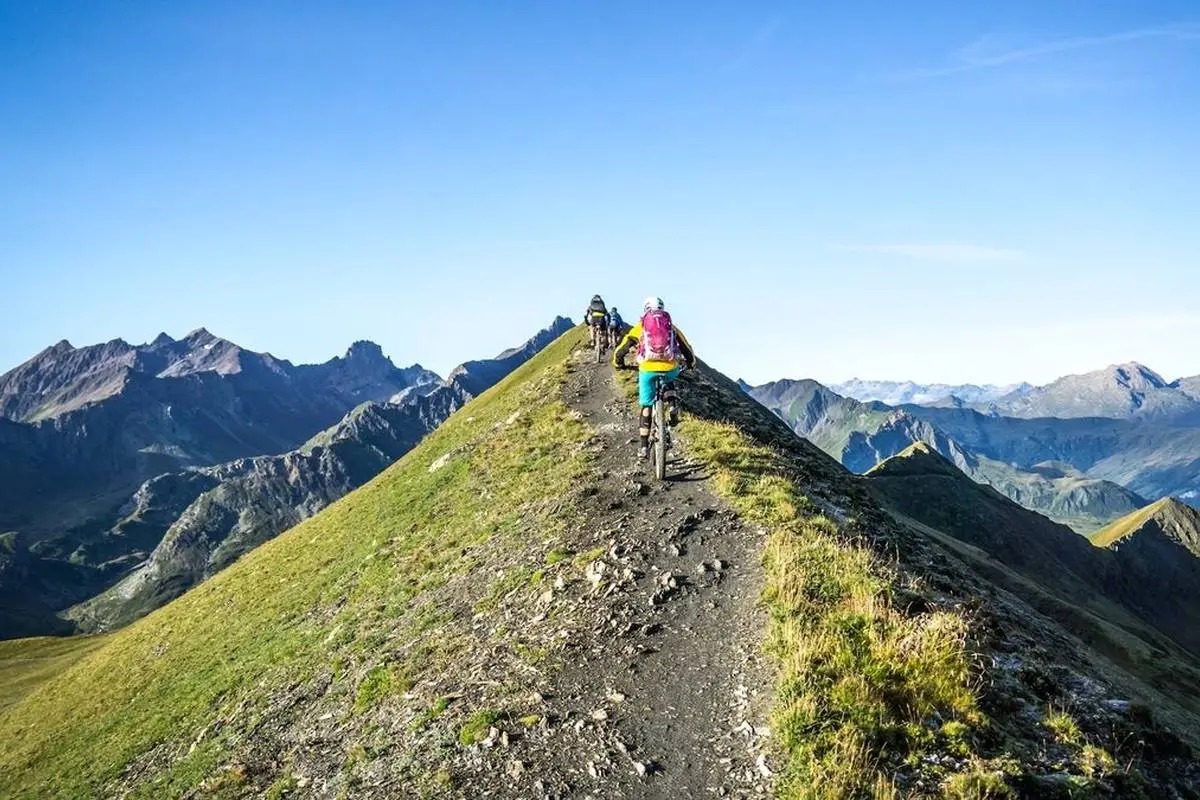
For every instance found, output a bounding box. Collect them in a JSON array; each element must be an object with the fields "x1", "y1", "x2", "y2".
[
  {"x1": 1109, "y1": 362, "x2": 1167, "y2": 390},
  {"x1": 343, "y1": 340, "x2": 390, "y2": 367}
]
